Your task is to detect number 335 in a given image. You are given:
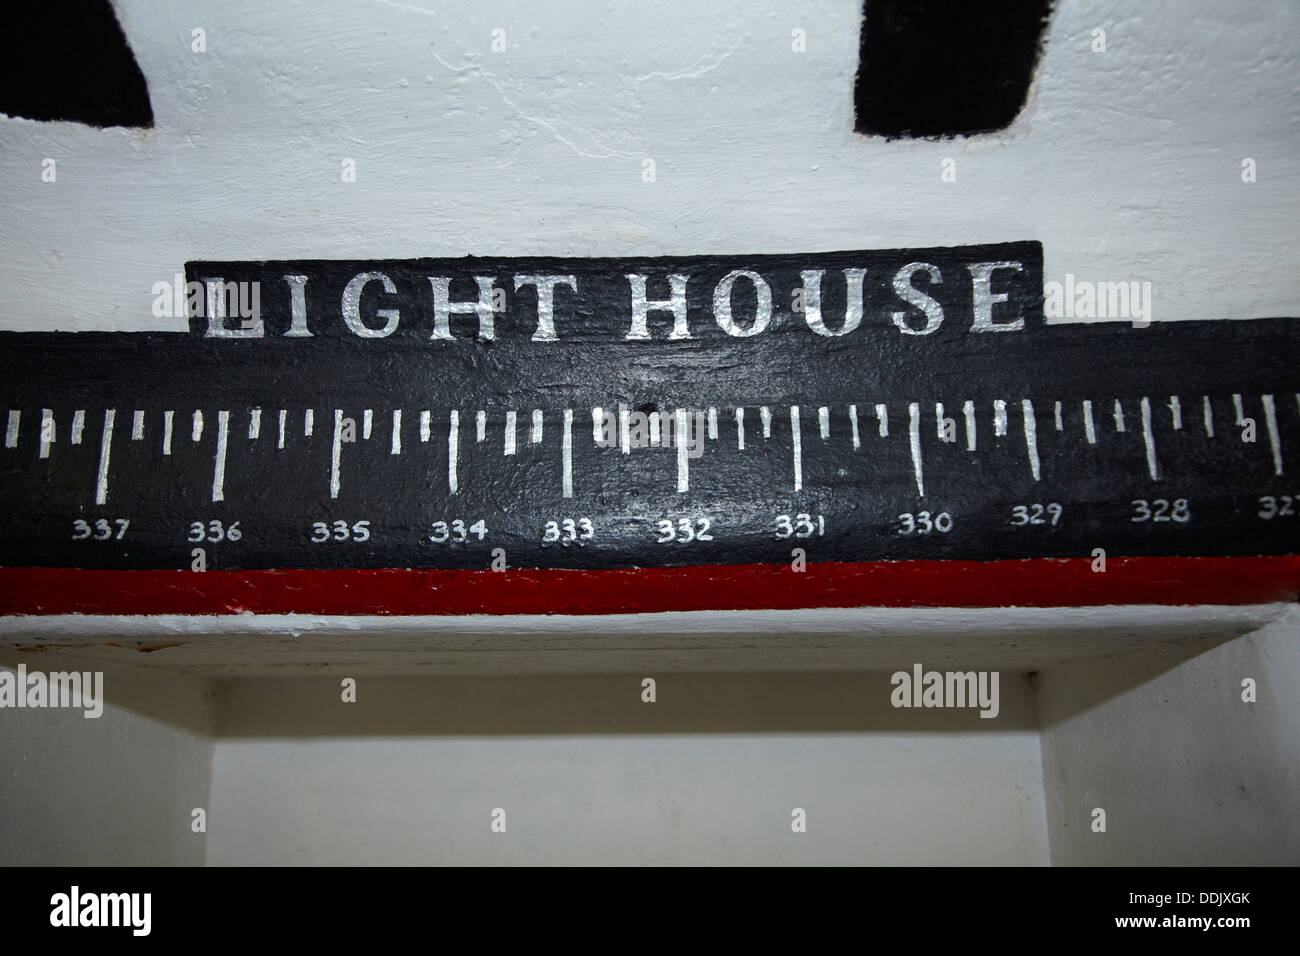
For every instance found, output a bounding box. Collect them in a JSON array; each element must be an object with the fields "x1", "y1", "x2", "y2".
[{"x1": 312, "y1": 520, "x2": 370, "y2": 542}]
